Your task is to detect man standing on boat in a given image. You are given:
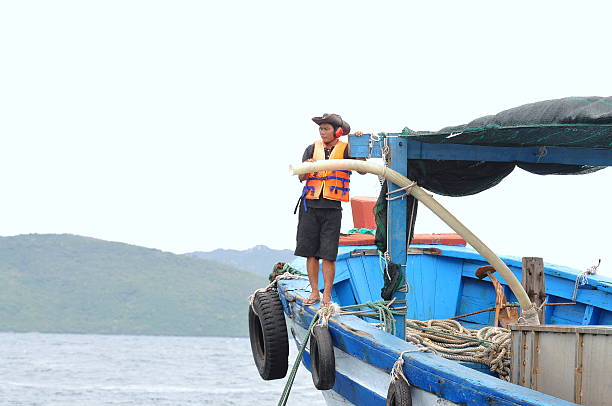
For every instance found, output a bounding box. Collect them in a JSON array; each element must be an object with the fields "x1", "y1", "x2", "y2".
[{"x1": 295, "y1": 113, "x2": 363, "y2": 306}]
